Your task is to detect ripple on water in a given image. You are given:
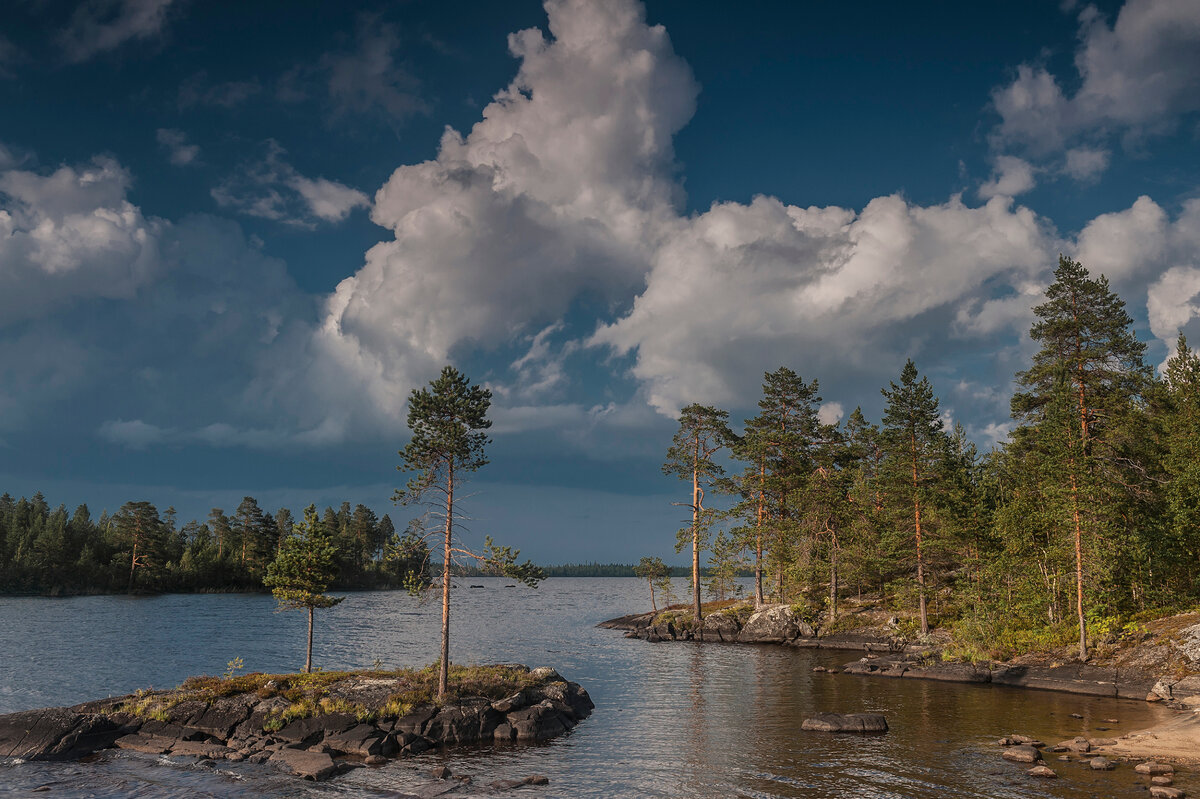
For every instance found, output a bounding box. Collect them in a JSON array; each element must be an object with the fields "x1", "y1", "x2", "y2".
[{"x1": 0, "y1": 579, "x2": 1194, "y2": 798}]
